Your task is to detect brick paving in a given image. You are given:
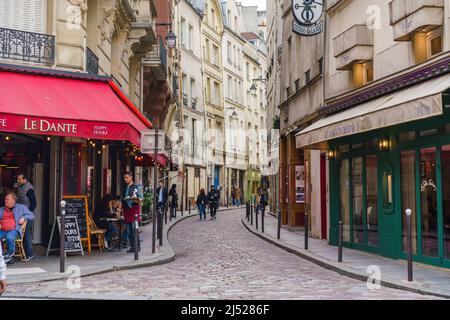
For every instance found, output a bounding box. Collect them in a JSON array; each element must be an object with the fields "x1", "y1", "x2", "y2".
[{"x1": 2, "y1": 208, "x2": 442, "y2": 300}]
